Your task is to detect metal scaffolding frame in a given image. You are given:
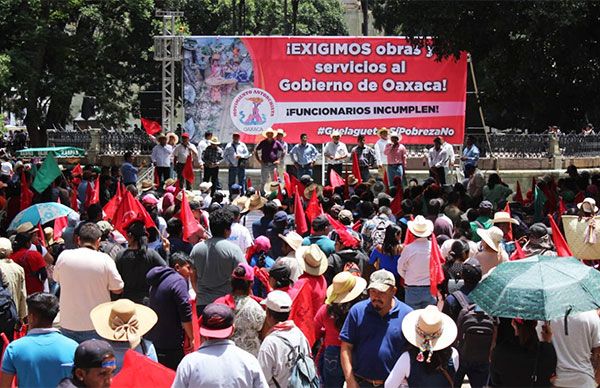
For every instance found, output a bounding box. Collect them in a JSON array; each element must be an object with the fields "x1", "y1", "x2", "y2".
[{"x1": 153, "y1": 10, "x2": 183, "y2": 133}]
